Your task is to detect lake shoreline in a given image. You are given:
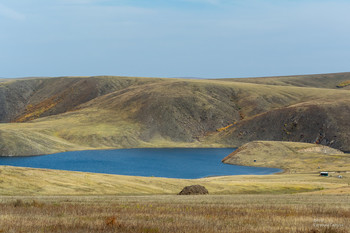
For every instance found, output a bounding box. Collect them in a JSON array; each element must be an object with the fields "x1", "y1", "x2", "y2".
[{"x1": 0, "y1": 148, "x2": 281, "y2": 179}]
